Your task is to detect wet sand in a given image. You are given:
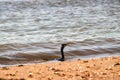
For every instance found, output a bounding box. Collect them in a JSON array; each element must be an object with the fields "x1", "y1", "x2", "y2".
[{"x1": 0, "y1": 56, "x2": 120, "y2": 80}]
